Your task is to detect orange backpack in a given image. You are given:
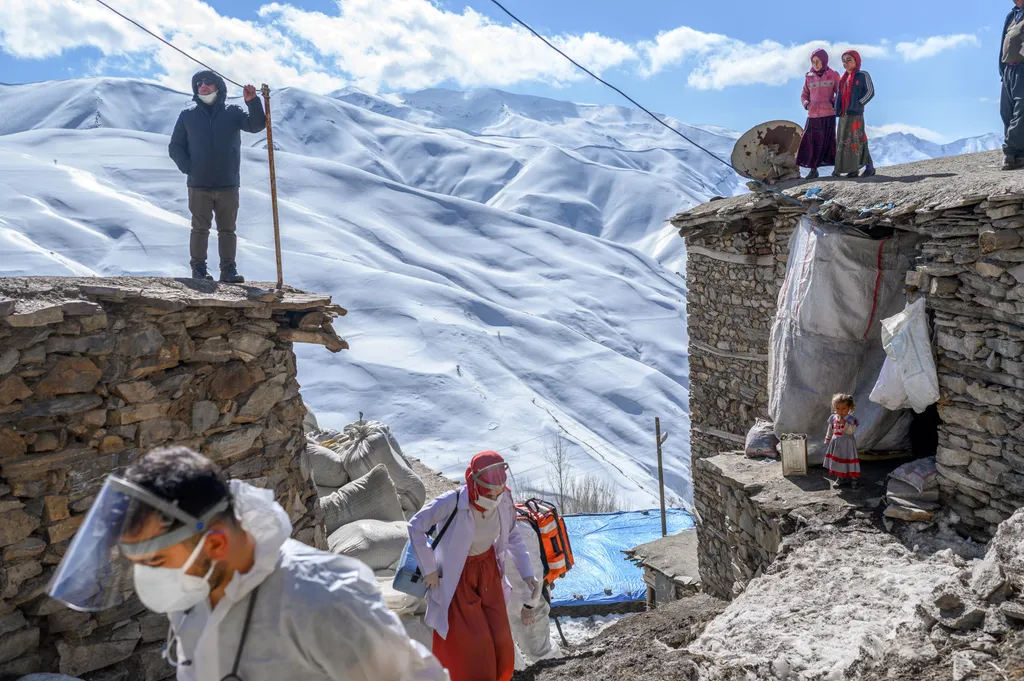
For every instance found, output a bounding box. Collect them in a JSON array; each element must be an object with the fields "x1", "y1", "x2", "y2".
[{"x1": 515, "y1": 499, "x2": 575, "y2": 587}]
